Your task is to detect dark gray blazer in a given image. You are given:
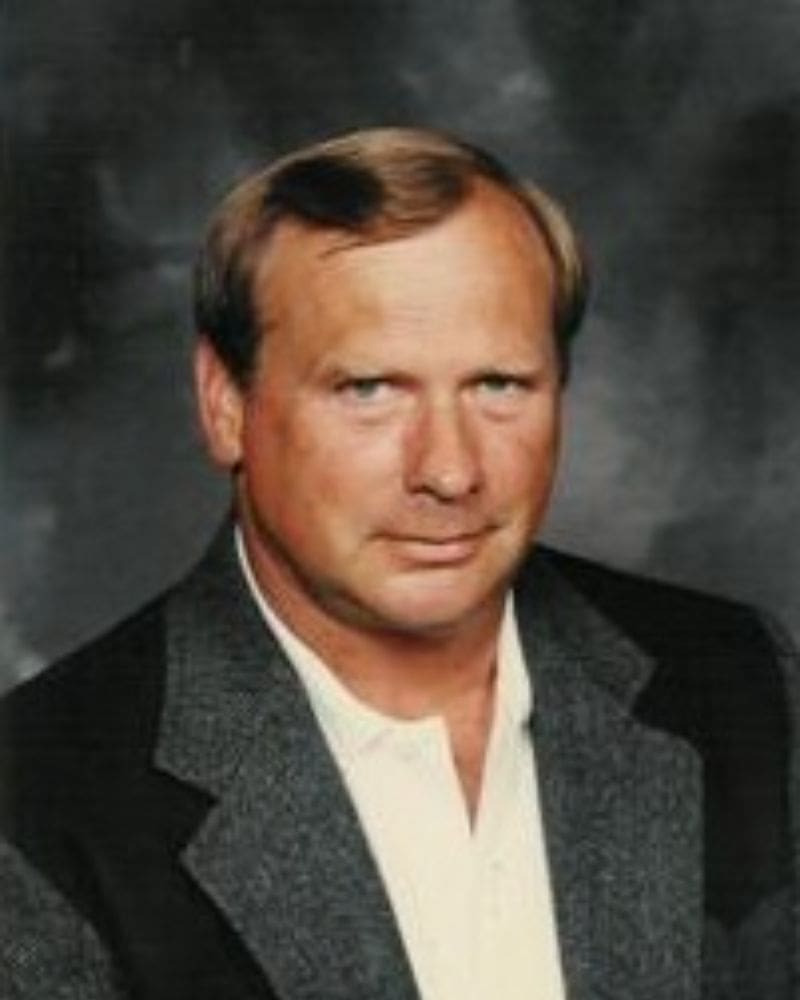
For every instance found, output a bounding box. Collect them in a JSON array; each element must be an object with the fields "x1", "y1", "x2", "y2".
[{"x1": 1, "y1": 525, "x2": 798, "y2": 999}]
